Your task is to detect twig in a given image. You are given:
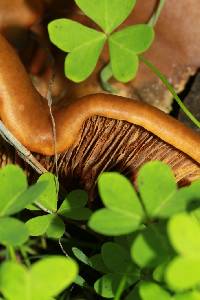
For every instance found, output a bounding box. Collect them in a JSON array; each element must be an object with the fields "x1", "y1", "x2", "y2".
[
  {"x1": 0, "y1": 121, "x2": 47, "y2": 174},
  {"x1": 59, "y1": 238, "x2": 69, "y2": 257}
]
